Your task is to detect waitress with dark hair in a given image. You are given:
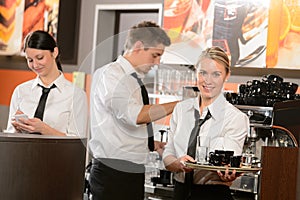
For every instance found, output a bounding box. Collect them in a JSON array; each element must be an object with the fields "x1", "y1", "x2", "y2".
[{"x1": 6, "y1": 30, "x2": 88, "y2": 137}]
